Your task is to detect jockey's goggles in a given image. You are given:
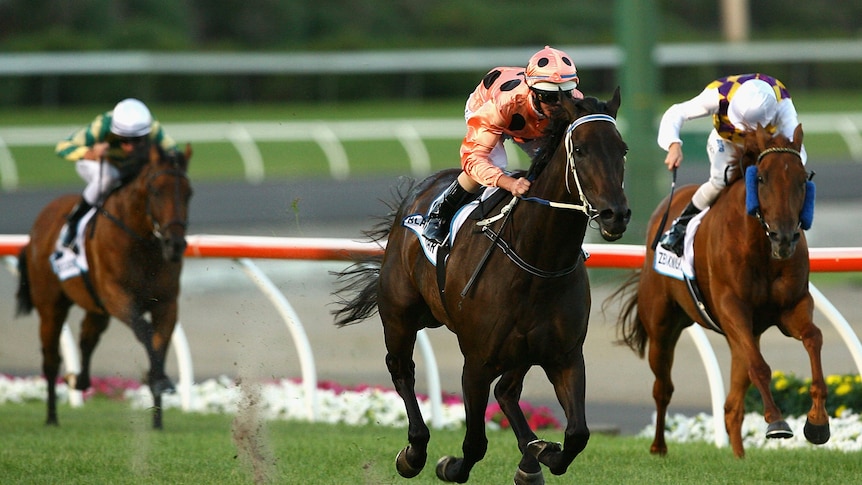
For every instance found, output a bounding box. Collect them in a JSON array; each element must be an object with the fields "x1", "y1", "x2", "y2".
[
  {"x1": 532, "y1": 88, "x2": 572, "y2": 104},
  {"x1": 116, "y1": 135, "x2": 148, "y2": 146}
]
